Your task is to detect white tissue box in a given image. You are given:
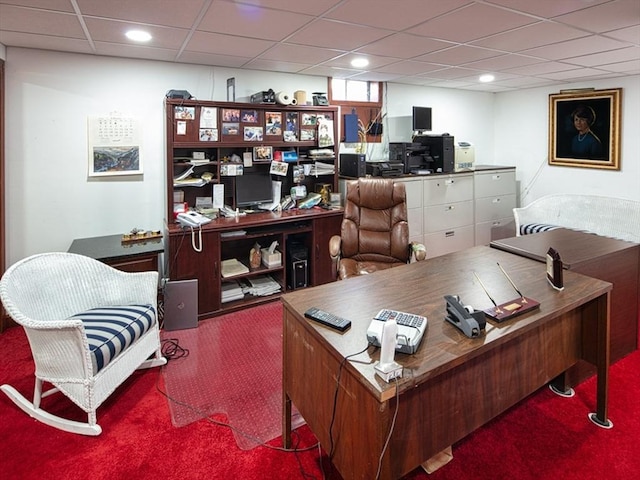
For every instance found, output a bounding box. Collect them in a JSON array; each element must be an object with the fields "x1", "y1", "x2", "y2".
[{"x1": 261, "y1": 249, "x2": 282, "y2": 268}]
